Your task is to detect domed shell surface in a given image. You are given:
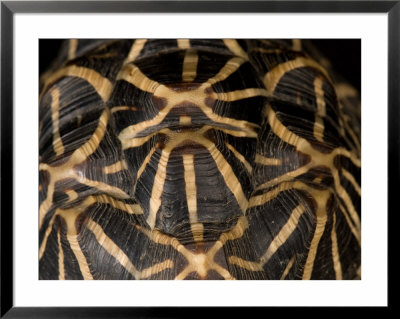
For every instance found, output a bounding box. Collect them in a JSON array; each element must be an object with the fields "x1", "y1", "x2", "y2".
[{"x1": 39, "y1": 39, "x2": 361, "y2": 280}]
